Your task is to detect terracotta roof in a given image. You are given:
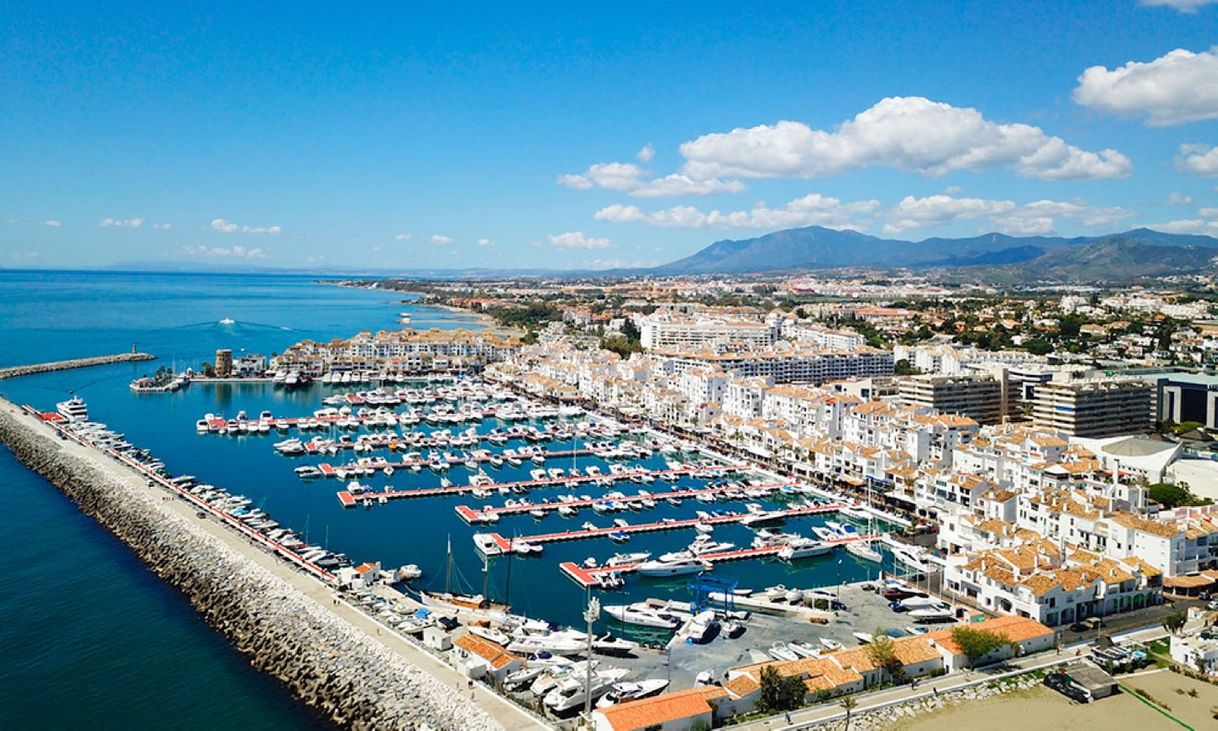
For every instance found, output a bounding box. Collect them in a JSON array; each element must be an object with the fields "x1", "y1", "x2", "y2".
[
  {"x1": 597, "y1": 687, "x2": 726, "y2": 731},
  {"x1": 453, "y1": 633, "x2": 521, "y2": 670},
  {"x1": 927, "y1": 616, "x2": 1053, "y2": 654}
]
